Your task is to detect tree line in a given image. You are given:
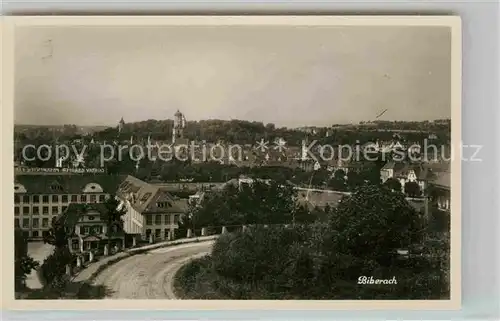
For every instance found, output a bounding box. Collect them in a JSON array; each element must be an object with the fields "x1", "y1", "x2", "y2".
[
  {"x1": 15, "y1": 119, "x2": 450, "y2": 148},
  {"x1": 175, "y1": 182, "x2": 450, "y2": 300}
]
